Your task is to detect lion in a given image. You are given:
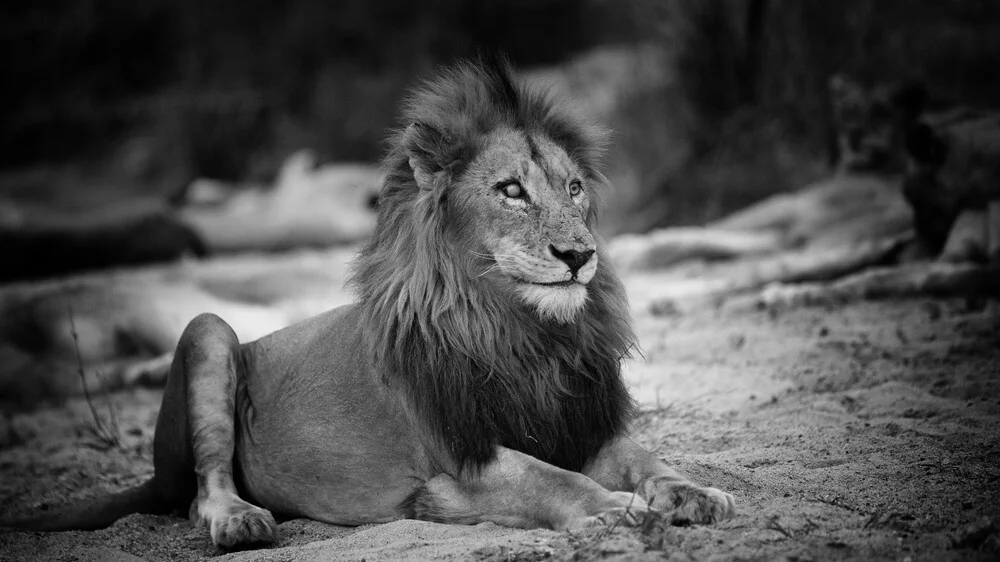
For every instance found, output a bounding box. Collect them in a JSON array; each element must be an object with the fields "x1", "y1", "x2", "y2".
[
  {"x1": 605, "y1": 74, "x2": 924, "y2": 269},
  {"x1": 829, "y1": 73, "x2": 1000, "y2": 262},
  {"x1": 896, "y1": 100, "x2": 1000, "y2": 263},
  {"x1": 827, "y1": 73, "x2": 927, "y2": 176},
  {"x1": 6, "y1": 56, "x2": 736, "y2": 549}
]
